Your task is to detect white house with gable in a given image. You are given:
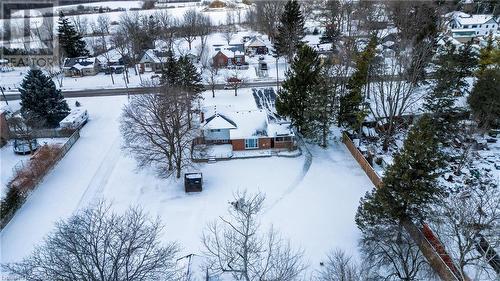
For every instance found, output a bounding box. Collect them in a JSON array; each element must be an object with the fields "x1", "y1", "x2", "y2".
[{"x1": 446, "y1": 12, "x2": 498, "y2": 42}]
